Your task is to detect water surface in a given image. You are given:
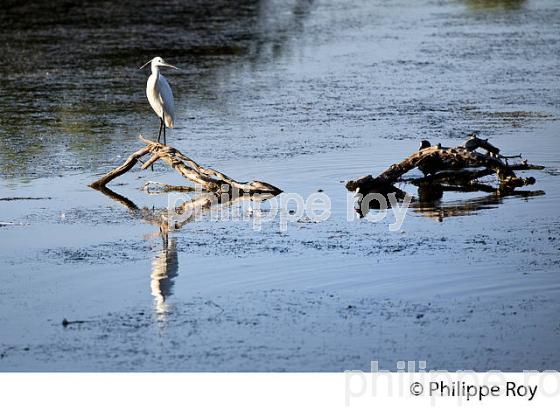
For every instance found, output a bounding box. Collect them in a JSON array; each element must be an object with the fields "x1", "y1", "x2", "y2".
[{"x1": 0, "y1": 0, "x2": 559, "y2": 371}]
